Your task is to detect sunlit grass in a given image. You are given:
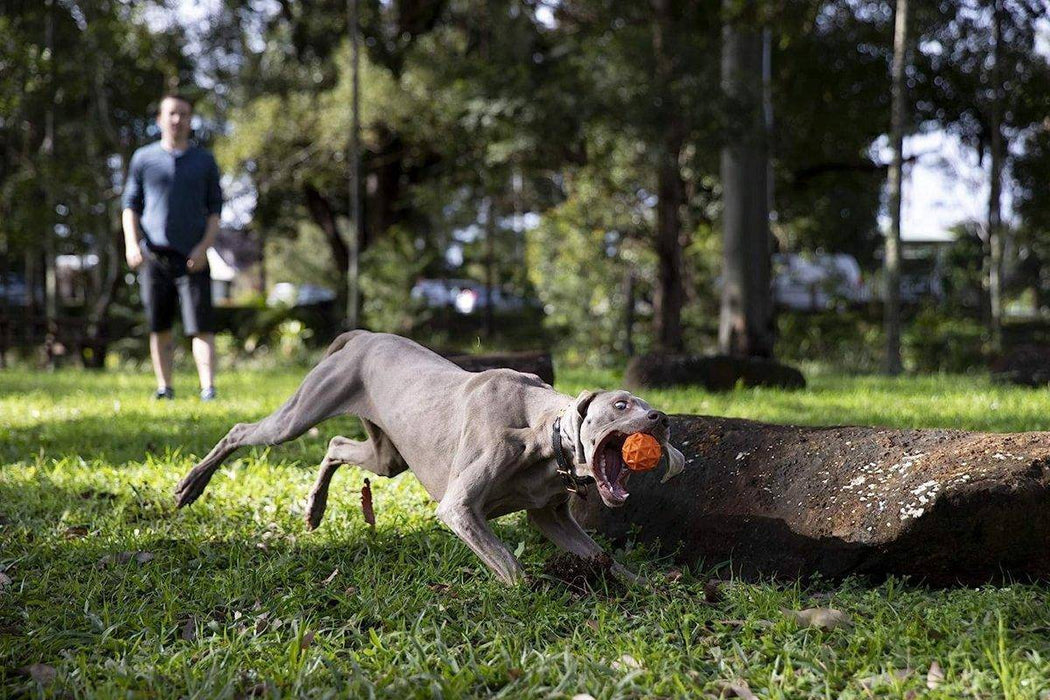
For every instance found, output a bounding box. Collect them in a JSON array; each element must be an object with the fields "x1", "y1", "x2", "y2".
[{"x1": 2, "y1": 365, "x2": 1050, "y2": 697}]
